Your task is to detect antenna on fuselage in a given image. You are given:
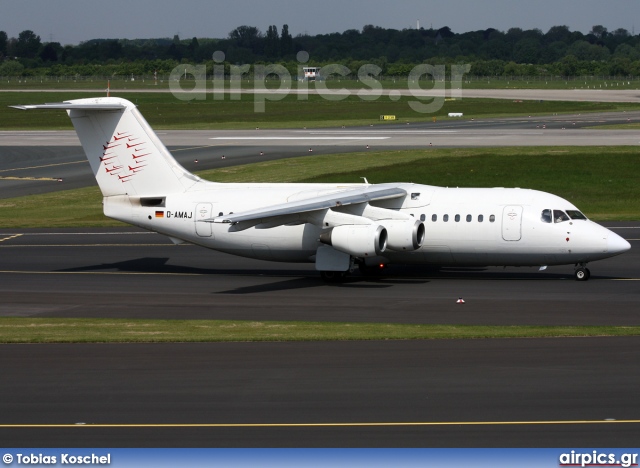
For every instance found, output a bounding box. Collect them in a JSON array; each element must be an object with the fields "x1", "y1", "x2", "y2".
[{"x1": 361, "y1": 177, "x2": 370, "y2": 185}]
